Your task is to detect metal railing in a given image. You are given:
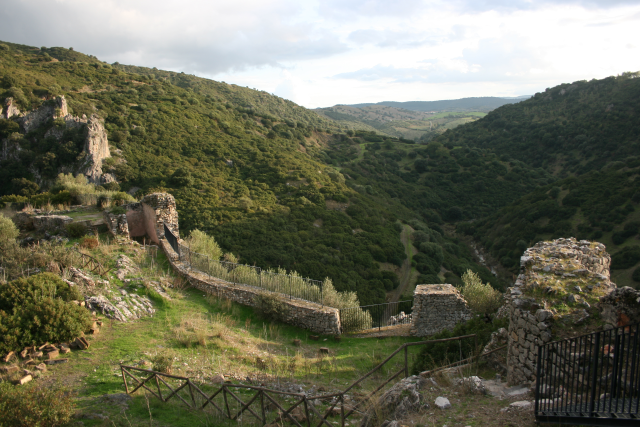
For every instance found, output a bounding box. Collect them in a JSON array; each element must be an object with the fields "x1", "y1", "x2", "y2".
[
  {"x1": 121, "y1": 334, "x2": 477, "y2": 426},
  {"x1": 339, "y1": 300, "x2": 413, "y2": 334},
  {"x1": 164, "y1": 225, "x2": 325, "y2": 306},
  {"x1": 535, "y1": 322, "x2": 640, "y2": 425},
  {"x1": 164, "y1": 223, "x2": 180, "y2": 257}
]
